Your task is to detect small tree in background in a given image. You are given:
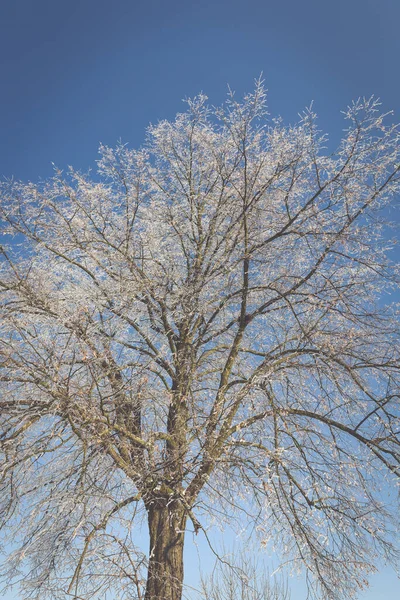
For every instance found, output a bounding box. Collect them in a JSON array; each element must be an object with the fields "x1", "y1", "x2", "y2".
[
  {"x1": 0, "y1": 80, "x2": 400, "y2": 600},
  {"x1": 200, "y1": 548, "x2": 291, "y2": 600}
]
